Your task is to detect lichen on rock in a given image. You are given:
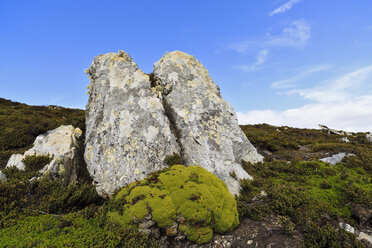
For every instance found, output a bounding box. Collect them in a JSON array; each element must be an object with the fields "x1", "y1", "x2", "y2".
[
  {"x1": 85, "y1": 50, "x2": 263, "y2": 197},
  {"x1": 153, "y1": 51, "x2": 263, "y2": 195},
  {"x1": 84, "y1": 51, "x2": 180, "y2": 196},
  {"x1": 107, "y1": 164, "x2": 239, "y2": 244}
]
